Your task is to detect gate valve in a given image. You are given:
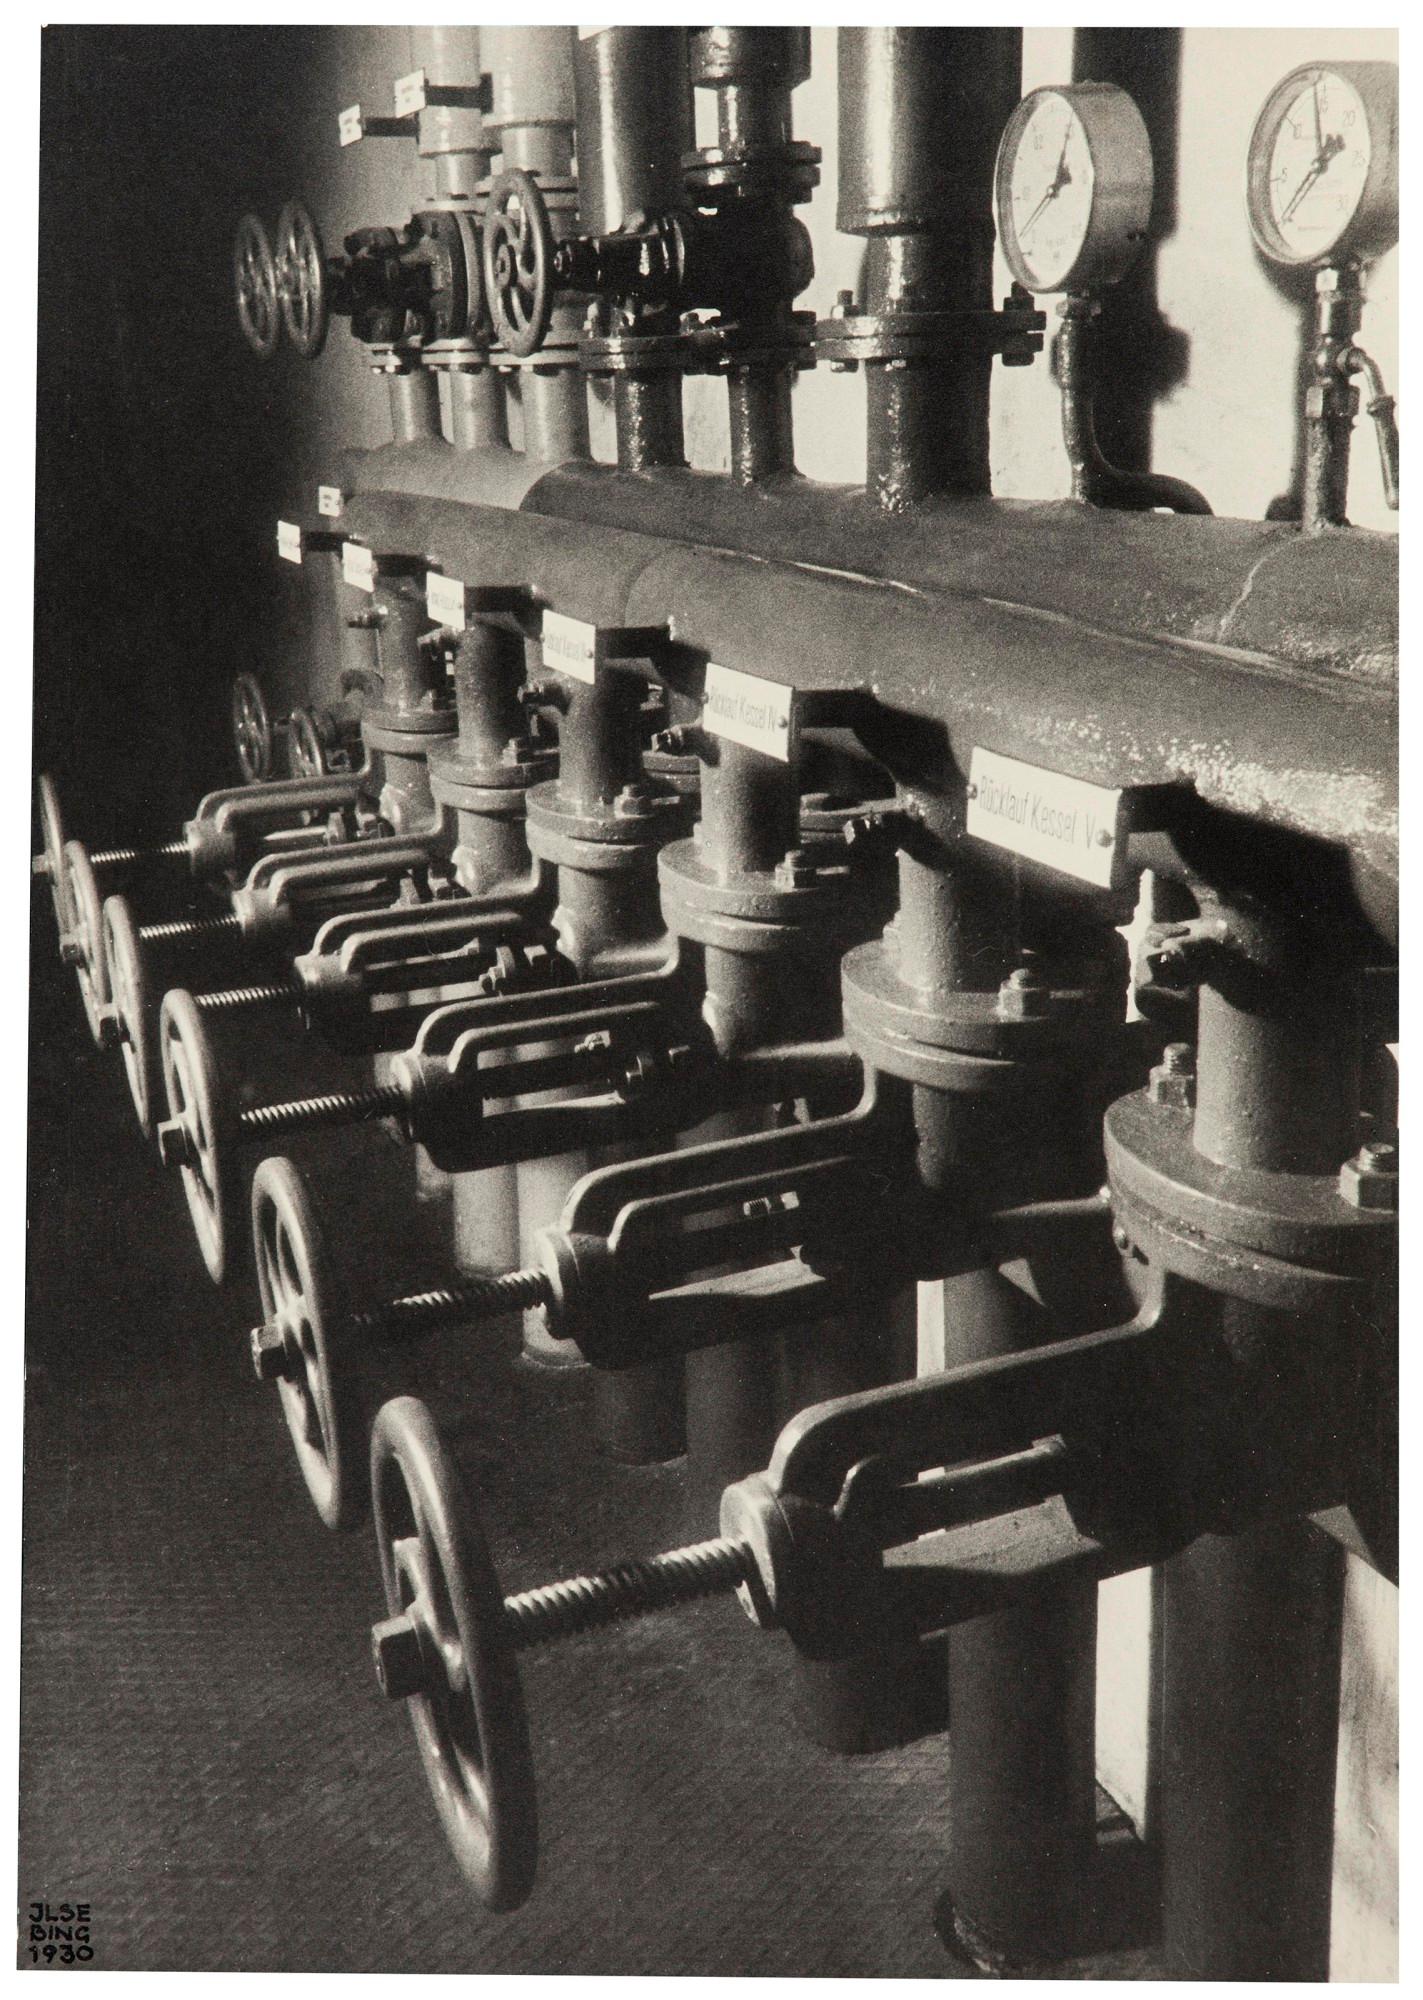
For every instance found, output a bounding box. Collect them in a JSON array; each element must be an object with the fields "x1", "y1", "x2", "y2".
[
  {"x1": 242, "y1": 196, "x2": 487, "y2": 360},
  {"x1": 225, "y1": 832, "x2": 454, "y2": 951},
  {"x1": 363, "y1": 1290, "x2": 1212, "y2": 1908},
  {"x1": 483, "y1": 166, "x2": 814, "y2": 361},
  {"x1": 247, "y1": 1156, "x2": 552, "y2": 1530},
  {"x1": 161, "y1": 897, "x2": 554, "y2": 1091},
  {"x1": 155, "y1": 981, "x2": 696, "y2": 1285}
]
